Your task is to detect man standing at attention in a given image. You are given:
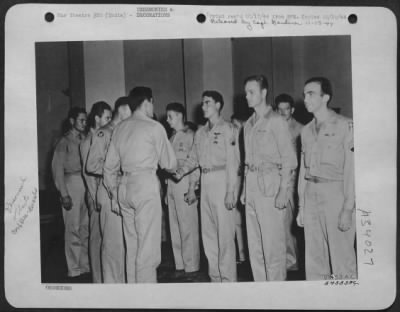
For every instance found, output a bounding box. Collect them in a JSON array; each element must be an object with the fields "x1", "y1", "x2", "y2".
[
  {"x1": 80, "y1": 101, "x2": 112, "y2": 283},
  {"x1": 275, "y1": 93, "x2": 303, "y2": 272},
  {"x1": 297, "y1": 77, "x2": 356, "y2": 280},
  {"x1": 242, "y1": 75, "x2": 297, "y2": 281},
  {"x1": 86, "y1": 96, "x2": 132, "y2": 283},
  {"x1": 103, "y1": 87, "x2": 177, "y2": 283},
  {"x1": 165, "y1": 102, "x2": 200, "y2": 277},
  {"x1": 52, "y1": 107, "x2": 90, "y2": 279},
  {"x1": 175, "y1": 91, "x2": 238, "y2": 282}
]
